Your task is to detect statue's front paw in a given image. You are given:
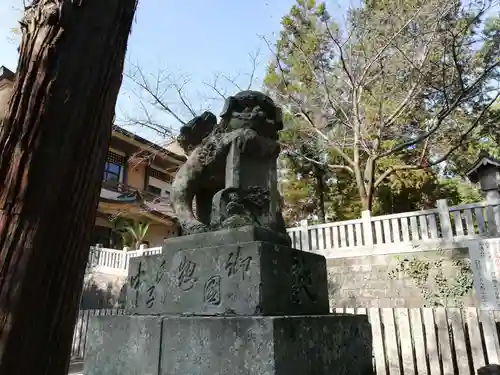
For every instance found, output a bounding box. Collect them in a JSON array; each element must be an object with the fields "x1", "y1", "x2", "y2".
[
  {"x1": 181, "y1": 220, "x2": 208, "y2": 235},
  {"x1": 221, "y1": 215, "x2": 254, "y2": 229}
]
